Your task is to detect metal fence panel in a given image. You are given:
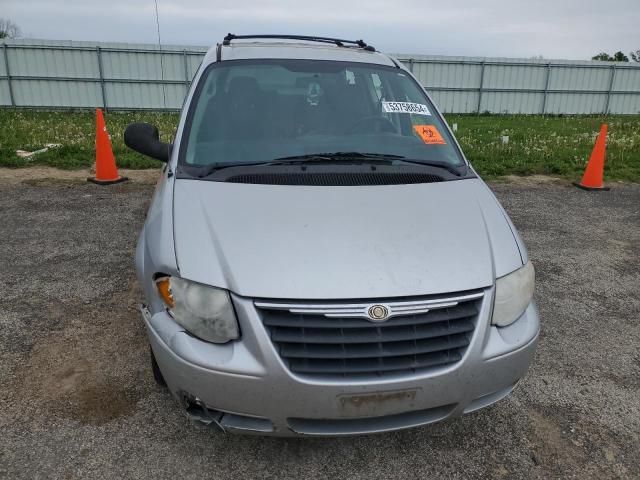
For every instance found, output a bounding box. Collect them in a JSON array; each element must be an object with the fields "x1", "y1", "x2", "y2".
[
  {"x1": 186, "y1": 54, "x2": 202, "y2": 80},
  {"x1": 1, "y1": 38, "x2": 639, "y2": 114},
  {"x1": 102, "y1": 50, "x2": 184, "y2": 81},
  {"x1": 545, "y1": 92, "x2": 608, "y2": 114},
  {"x1": 13, "y1": 79, "x2": 101, "y2": 107},
  {"x1": 430, "y1": 90, "x2": 479, "y2": 114},
  {"x1": 614, "y1": 68, "x2": 640, "y2": 92},
  {"x1": 396, "y1": 54, "x2": 640, "y2": 114},
  {"x1": 548, "y1": 66, "x2": 611, "y2": 91},
  {"x1": 0, "y1": 47, "x2": 7, "y2": 76},
  {"x1": 605, "y1": 94, "x2": 640, "y2": 115},
  {"x1": 484, "y1": 64, "x2": 547, "y2": 89},
  {"x1": 481, "y1": 92, "x2": 544, "y2": 114},
  {"x1": 8, "y1": 45, "x2": 99, "y2": 77},
  {"x1": 408, "y1": 57, "x2": 483, "y2": 89},
  {"x1": 105, "y1": 82, "x2": 187, "y2": 109},
  {"x1": 0, "y1": 81, "x2": 10, "y2": 104}
]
